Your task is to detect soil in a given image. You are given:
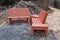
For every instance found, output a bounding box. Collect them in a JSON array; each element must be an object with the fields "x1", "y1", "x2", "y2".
[
  {"x1": 46, "y1": 7, "x2": 60, "y2": 40},
  {"x1": 0, "y1": 19, "x2": 4, "y2": 24}
]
